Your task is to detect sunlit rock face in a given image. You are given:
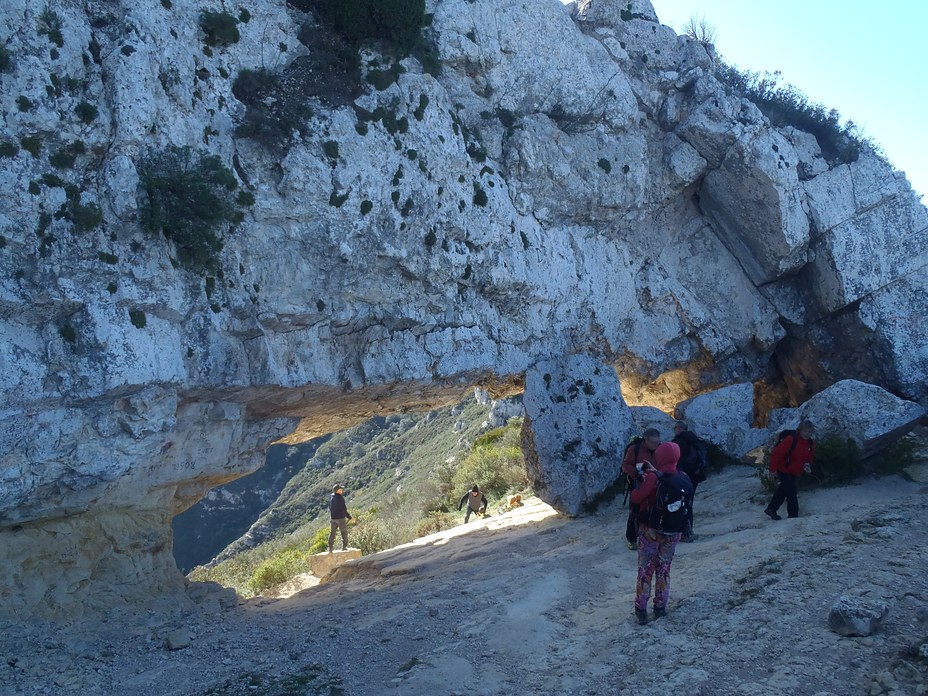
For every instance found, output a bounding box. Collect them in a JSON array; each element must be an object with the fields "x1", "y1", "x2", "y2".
[{"x1": 0, "y1": 0, "x2": 925, "y2": 616}]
